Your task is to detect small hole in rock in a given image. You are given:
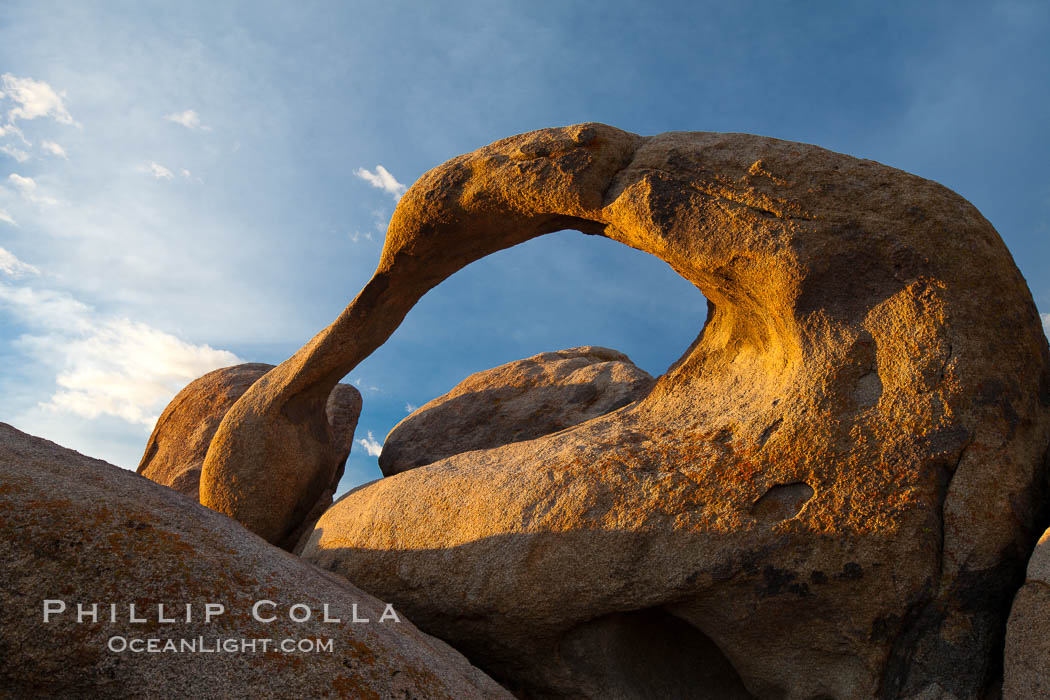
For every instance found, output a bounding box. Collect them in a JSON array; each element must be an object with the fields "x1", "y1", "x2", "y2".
[{"x1": 751, "y1": 482, "x2": 815, "y2": 523}]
